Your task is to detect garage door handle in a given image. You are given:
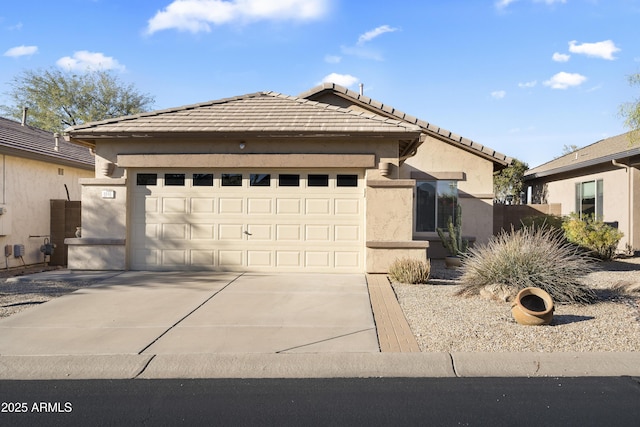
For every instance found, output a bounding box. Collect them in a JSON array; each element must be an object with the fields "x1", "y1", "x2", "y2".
[{"x1": 243, "y1": 231, "x2": 252, "y2": 236}]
